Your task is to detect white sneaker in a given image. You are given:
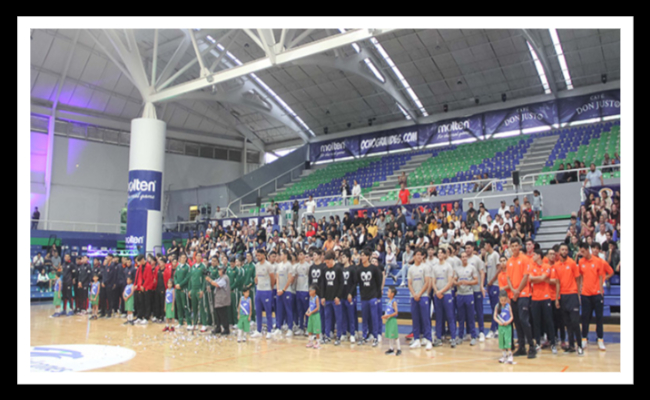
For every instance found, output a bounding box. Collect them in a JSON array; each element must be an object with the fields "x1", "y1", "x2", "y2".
[
  {"x1": 598, "y1": 339, "x2": 606, "y2": 351},
  {"x1": 140, "y1": 319, "x2": 148, "y2": 325},
  {"x1": 174, "y1": 323, "x2": 181, "y2": 329},
  {"x1": 486, "y1": 331, "x2": 495, "y2": 339},
  {"x1": 200, "y1": 326, "x2": 207, "y2": 333},
  {"x1": 152, "y1": 317, "x2": 158, "y2": 323},
  {"x1": 350, "y1": 335, "x2": 356, "y2": 343},
  {"x1": 409, "y1": 339, "x2": 421, "y2": 349},
  {"x1": 272, "y1": 329, "x2": 281, "y2": 336},
  {"x1": 295, "y1": 329, "x2": 304, "y2": 336},
  {"x1": 479, "y1": 332, "x2": 486, "y2": 342},
  {"x1": 464, "y1": 334, "x2": 471, "y2": 341},
  {"x1": 425, "y1": 340, "x2": 433, "y2": 351},
  {"x1": 506, "y1": 355, "x2": 514, "y2": 364},
  {"x1": 187, "y1": 325, "x2": 193, "y2": 331},
  {"x1": 378, "y1": 335, "x2": 382, "y2": 343},
  {"x1": 498, "y1": 357, "x2": 506, "y2": 363},
  {"x1": 250, "y1": 331, "x2": 262, "y2": 338},
  {"x1": 286, "y1": 330, "x2": 293, "y2": 338},
  {"x1": 582, "y1": 338, "x2": 587, "y2": 348},
  {"x1": 399, "y1": 283, "x2": 406, "y2": 288},
  {"x1": 266, "y1": 333, "x2": 272, "y2": 339}
]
